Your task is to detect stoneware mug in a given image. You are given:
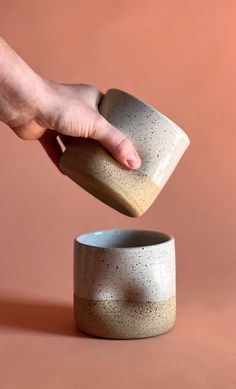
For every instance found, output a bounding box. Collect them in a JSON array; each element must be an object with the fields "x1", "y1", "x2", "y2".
[
  {"x1": 60, "y1": 89, "x2": 190, "y2": 217},
  {"x1": 74, "y1": 229, "x2": 176, "y2": 339}
]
